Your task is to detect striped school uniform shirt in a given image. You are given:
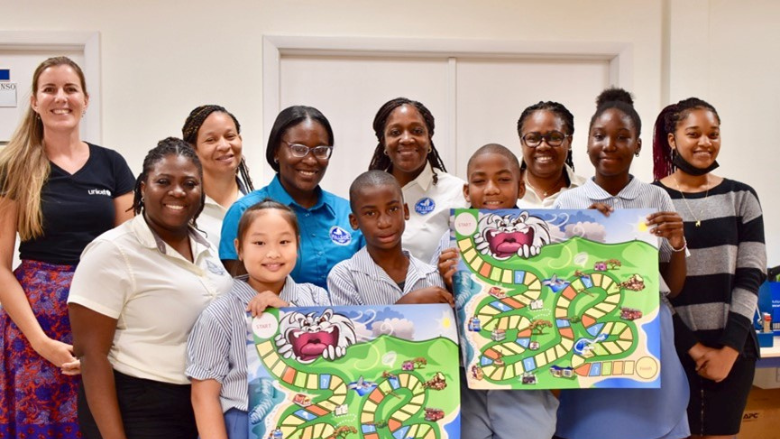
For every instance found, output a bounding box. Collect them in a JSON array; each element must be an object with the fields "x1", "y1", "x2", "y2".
[{"x1": 328, "y1": 246, "x2": 446, "y2": 305}]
